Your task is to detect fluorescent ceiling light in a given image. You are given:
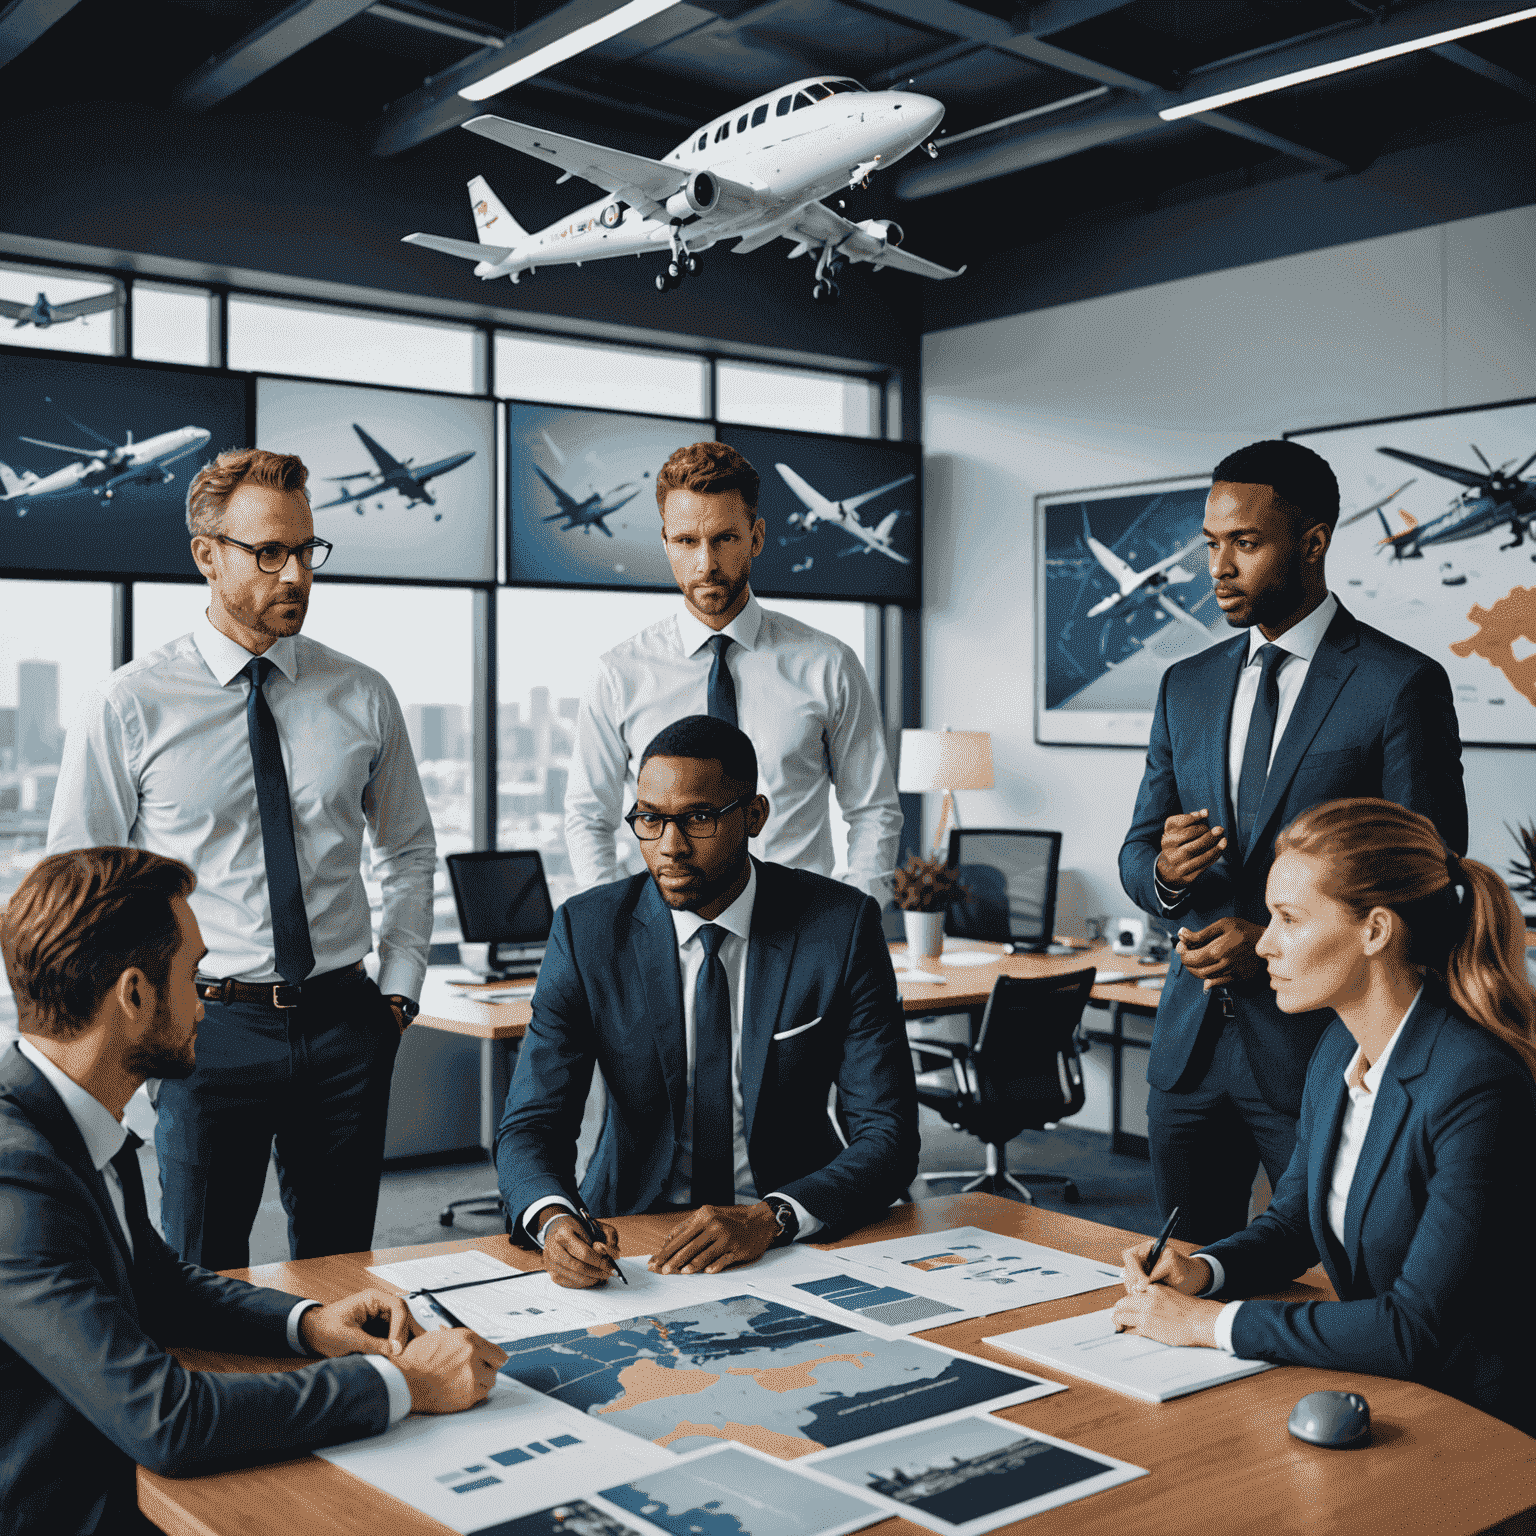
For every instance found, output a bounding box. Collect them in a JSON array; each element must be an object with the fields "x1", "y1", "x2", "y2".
[
  {"x1": 1160, "y1": 5, "x2": 1536, "y2": 120},
  {"x1": 459, "y1": 0, "x2": 680, "y2": 101}
]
